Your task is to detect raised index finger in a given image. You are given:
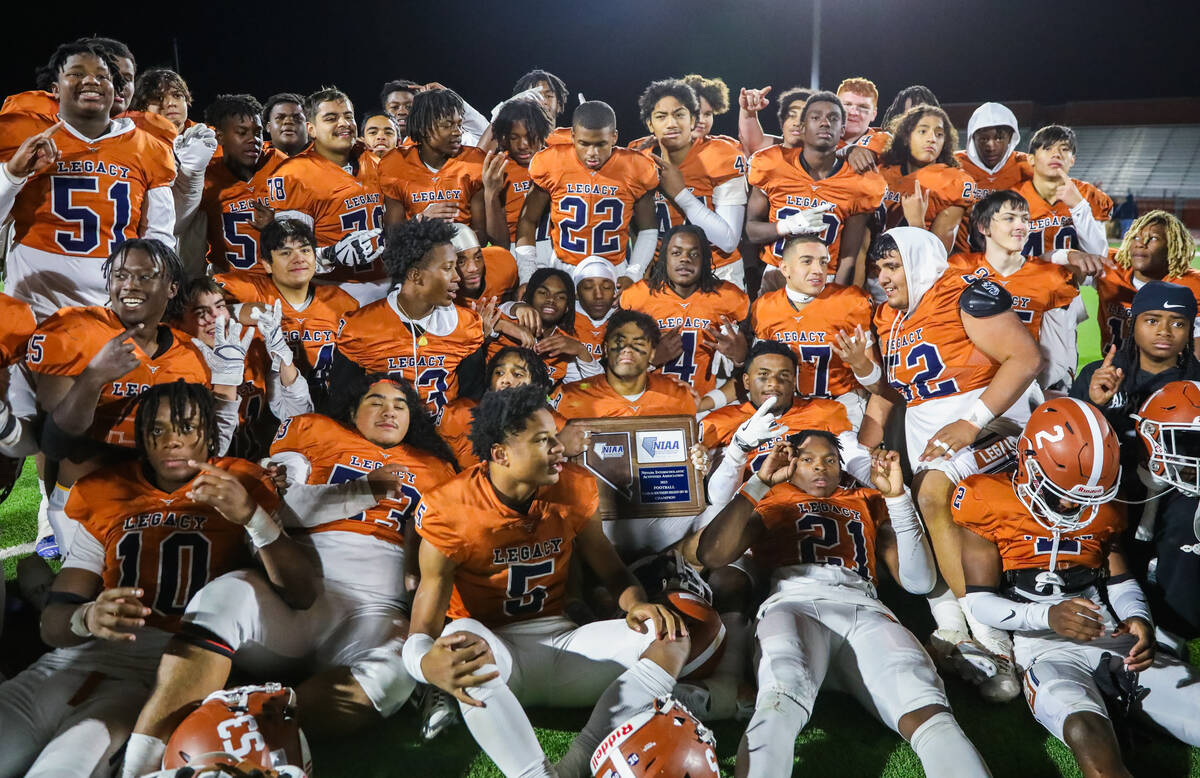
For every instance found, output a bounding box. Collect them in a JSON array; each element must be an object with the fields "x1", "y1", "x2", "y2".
[
  {"x1": 41, "y1": 120, "x2": 65, "y2": 139},
  {"x1": 1100, "y1": 345, "x2": 1116, "y2": 368}
]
